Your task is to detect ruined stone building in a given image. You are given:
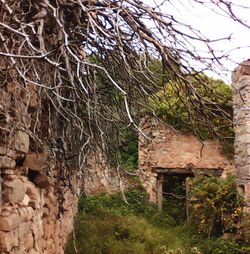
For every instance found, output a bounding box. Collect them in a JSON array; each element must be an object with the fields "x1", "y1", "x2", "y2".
[
  {"x1": 0, "y1": 59, "x2": 250, "y2": 253},
  {"x1": 139, "y1": 116, "x2": 234, "y2": 209}
]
